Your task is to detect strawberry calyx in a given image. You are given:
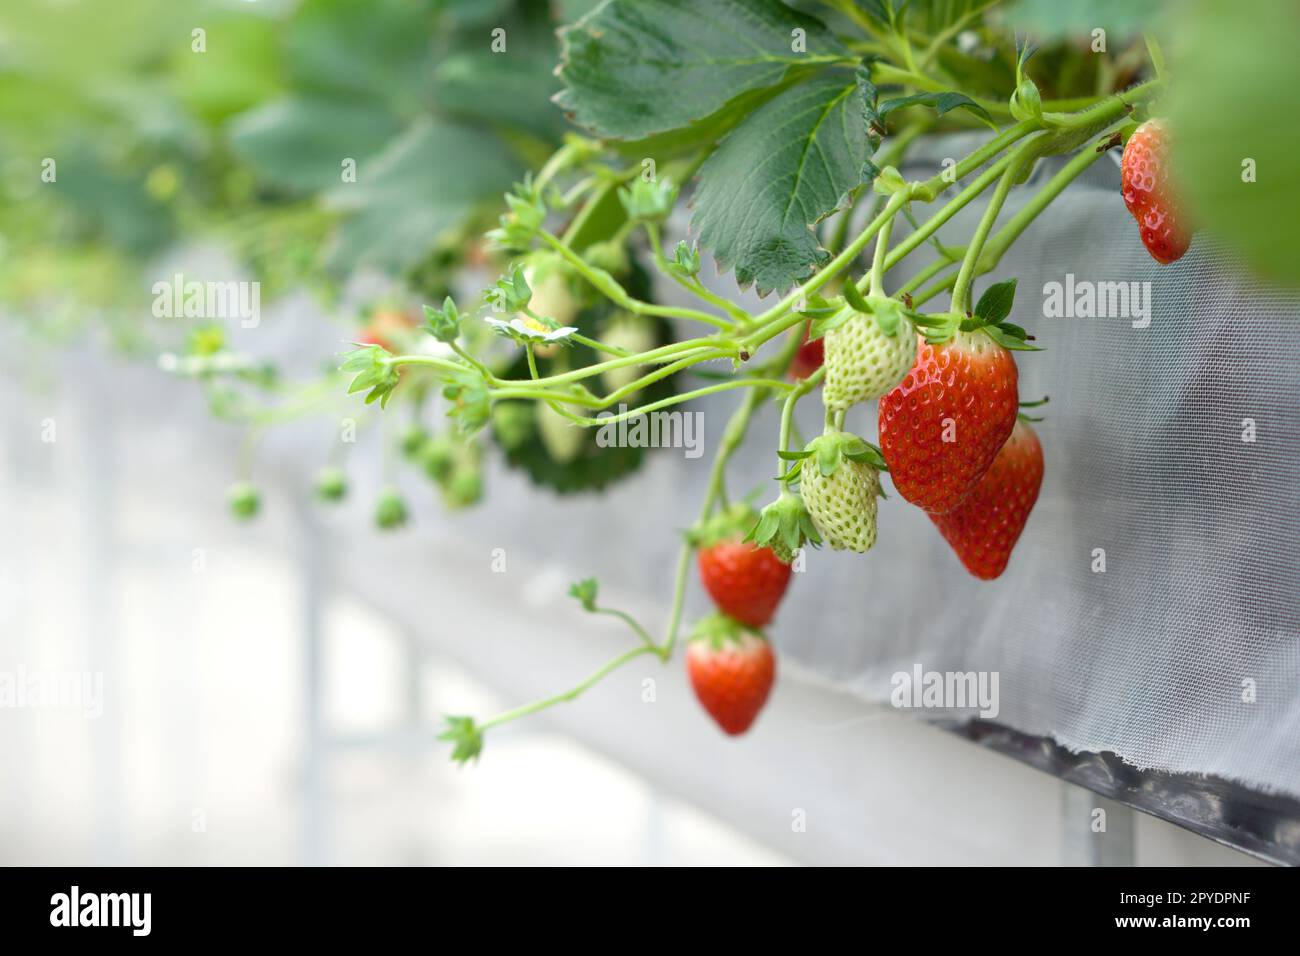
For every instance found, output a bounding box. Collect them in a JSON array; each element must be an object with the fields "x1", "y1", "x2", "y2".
[
  {"x1": 800, "y1": 289, "x2": 919, "y2": 342},
  {"x1": 438, "y1": 715, "x2": 483, "y2": 765},
  {"x1": 686, "y1": 501, "x2": 760, "y2": 550},
  {"x1": 779, "y1": 430, "x2": 888, "y2": 480},
  {"x1": 920, "y1": 278, "x2": 1040, "y2": 350},
  {"x1": 1018, "y1": 395, "x2": 1049, "y2": 423},
  {"x1": 688, "y1": 611, "x2": 765, "y2": 652},
  {"x1": 745, "y1": 491, "x2": 822, "y2": 564}
]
